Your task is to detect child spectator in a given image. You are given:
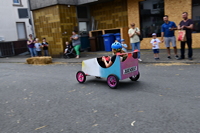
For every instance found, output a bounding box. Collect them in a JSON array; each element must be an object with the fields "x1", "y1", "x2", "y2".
[
  {"x1": 34, "y1": 38, "x2": 43, "y2": 56},
  {"x1": 64, "y1": 41, "x2": 71, "y2": 54},
  {"x1": 121, "y1": 39, "x2": 128, "y2": 52},
  {"x1": 150, "y1": 33, "x2": 161, "y2": 60},
  {"x1": 42, "y1": 38, "x2": 49, "y2": 56}
]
